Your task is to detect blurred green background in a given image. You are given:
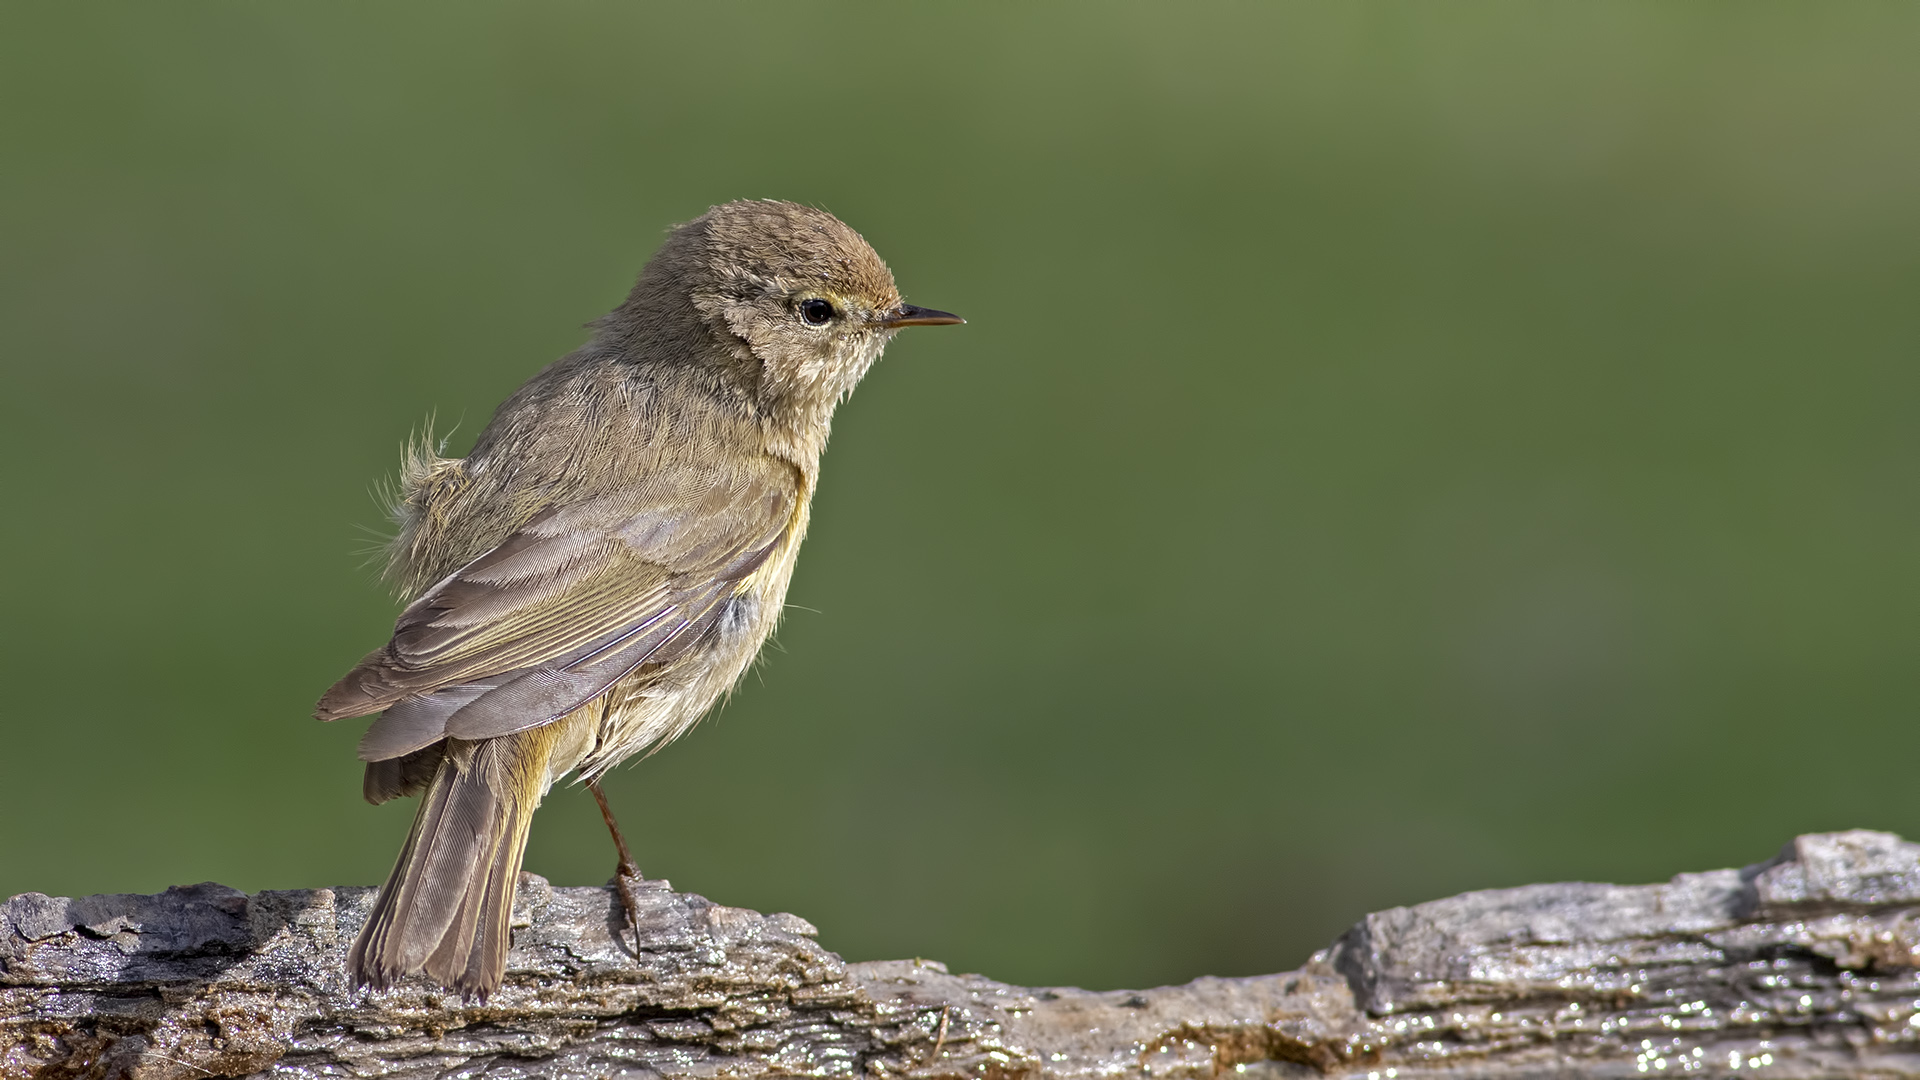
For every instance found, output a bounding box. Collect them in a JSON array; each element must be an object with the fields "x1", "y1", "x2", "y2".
[{"x1": 1, "y1": 3, "x2": 1915, "y2": 991}]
